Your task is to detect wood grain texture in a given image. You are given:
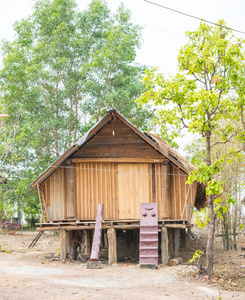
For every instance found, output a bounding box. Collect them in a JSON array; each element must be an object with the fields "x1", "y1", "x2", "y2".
[{"x1": 71, "y1": 120, "x2": 163, "y2": 159}]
